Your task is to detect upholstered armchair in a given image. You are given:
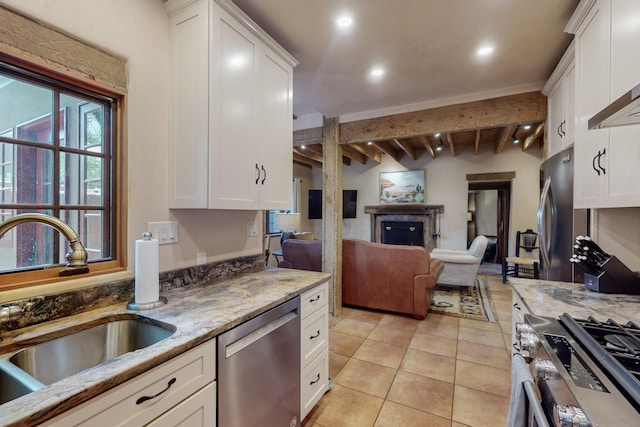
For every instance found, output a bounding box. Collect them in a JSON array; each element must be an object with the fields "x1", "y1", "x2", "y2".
[
  {"x1": 430, "y1": 235, "x2": 488, "y2": 287},
  {"x1": 278, "y1": 239, "x2": 322, "y2": 272},
  {"x1": 342, "y1": 239, "x2": 443, "y2": 320}
]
